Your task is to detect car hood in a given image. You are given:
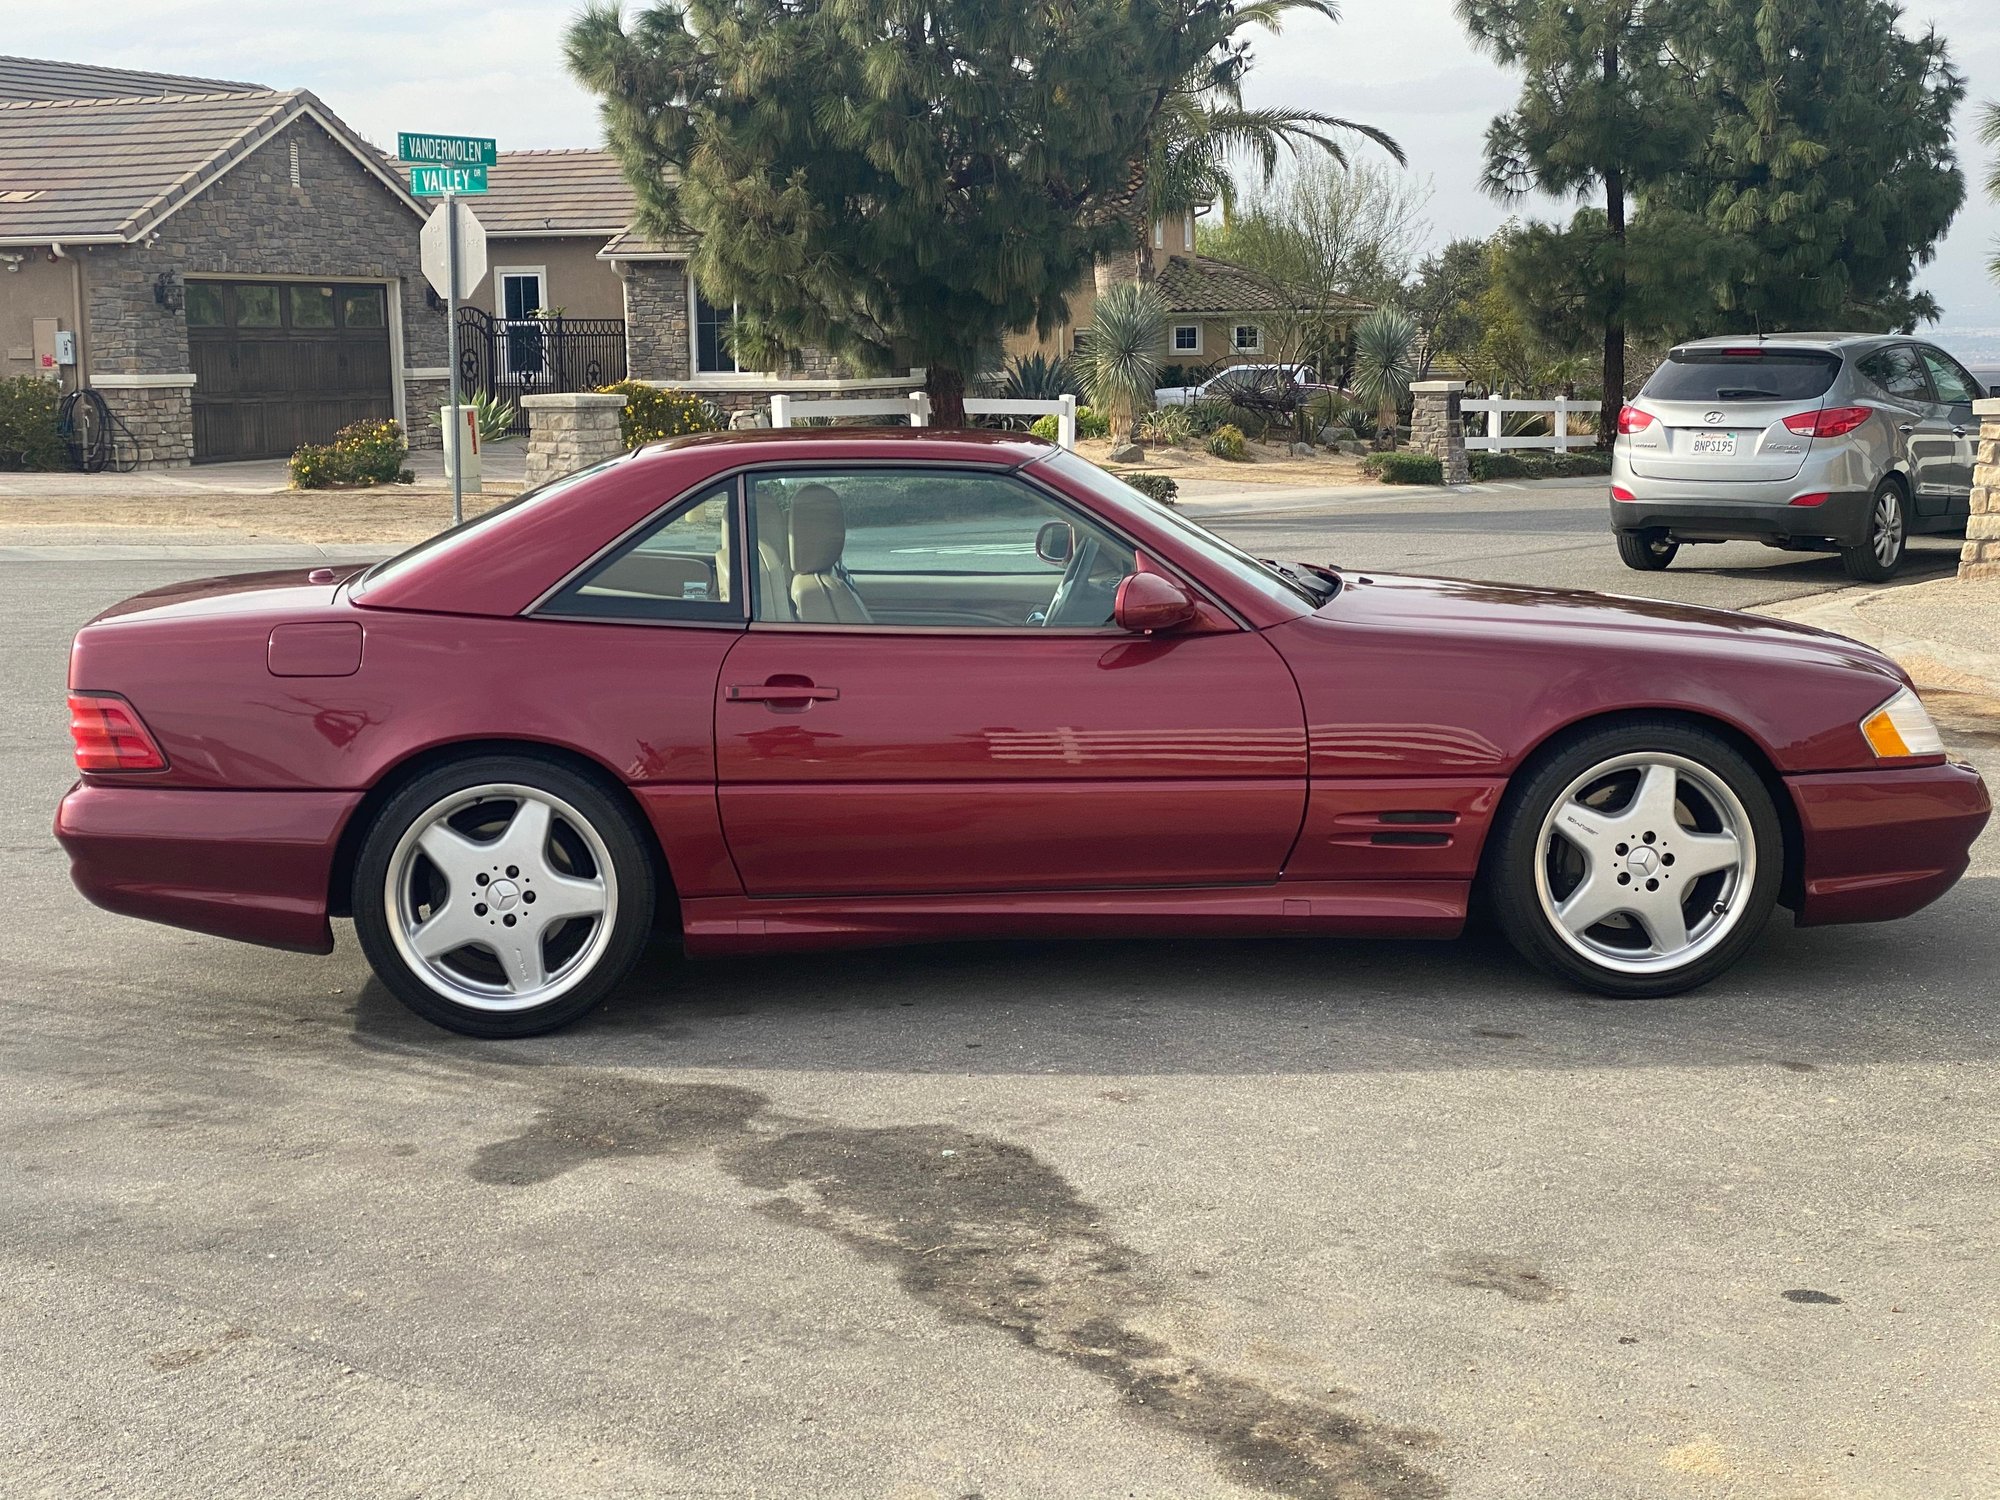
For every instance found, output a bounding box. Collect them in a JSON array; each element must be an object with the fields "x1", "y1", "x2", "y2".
[
  {"x1": 86, "y1": 564, "x2": 376, "y2": 626},
  {"x1": 1320, "y1": 571, "x2": 1904, "y2": 679}
]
